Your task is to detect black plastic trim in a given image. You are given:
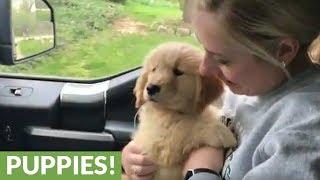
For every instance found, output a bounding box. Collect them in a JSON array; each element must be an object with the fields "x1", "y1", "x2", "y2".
[
  {"x1": 0, "y1": 0, "x2": 13, "y2": 65},
  {"x1": 0, "y1": 66, "x2": 141, "y2": 83}
]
